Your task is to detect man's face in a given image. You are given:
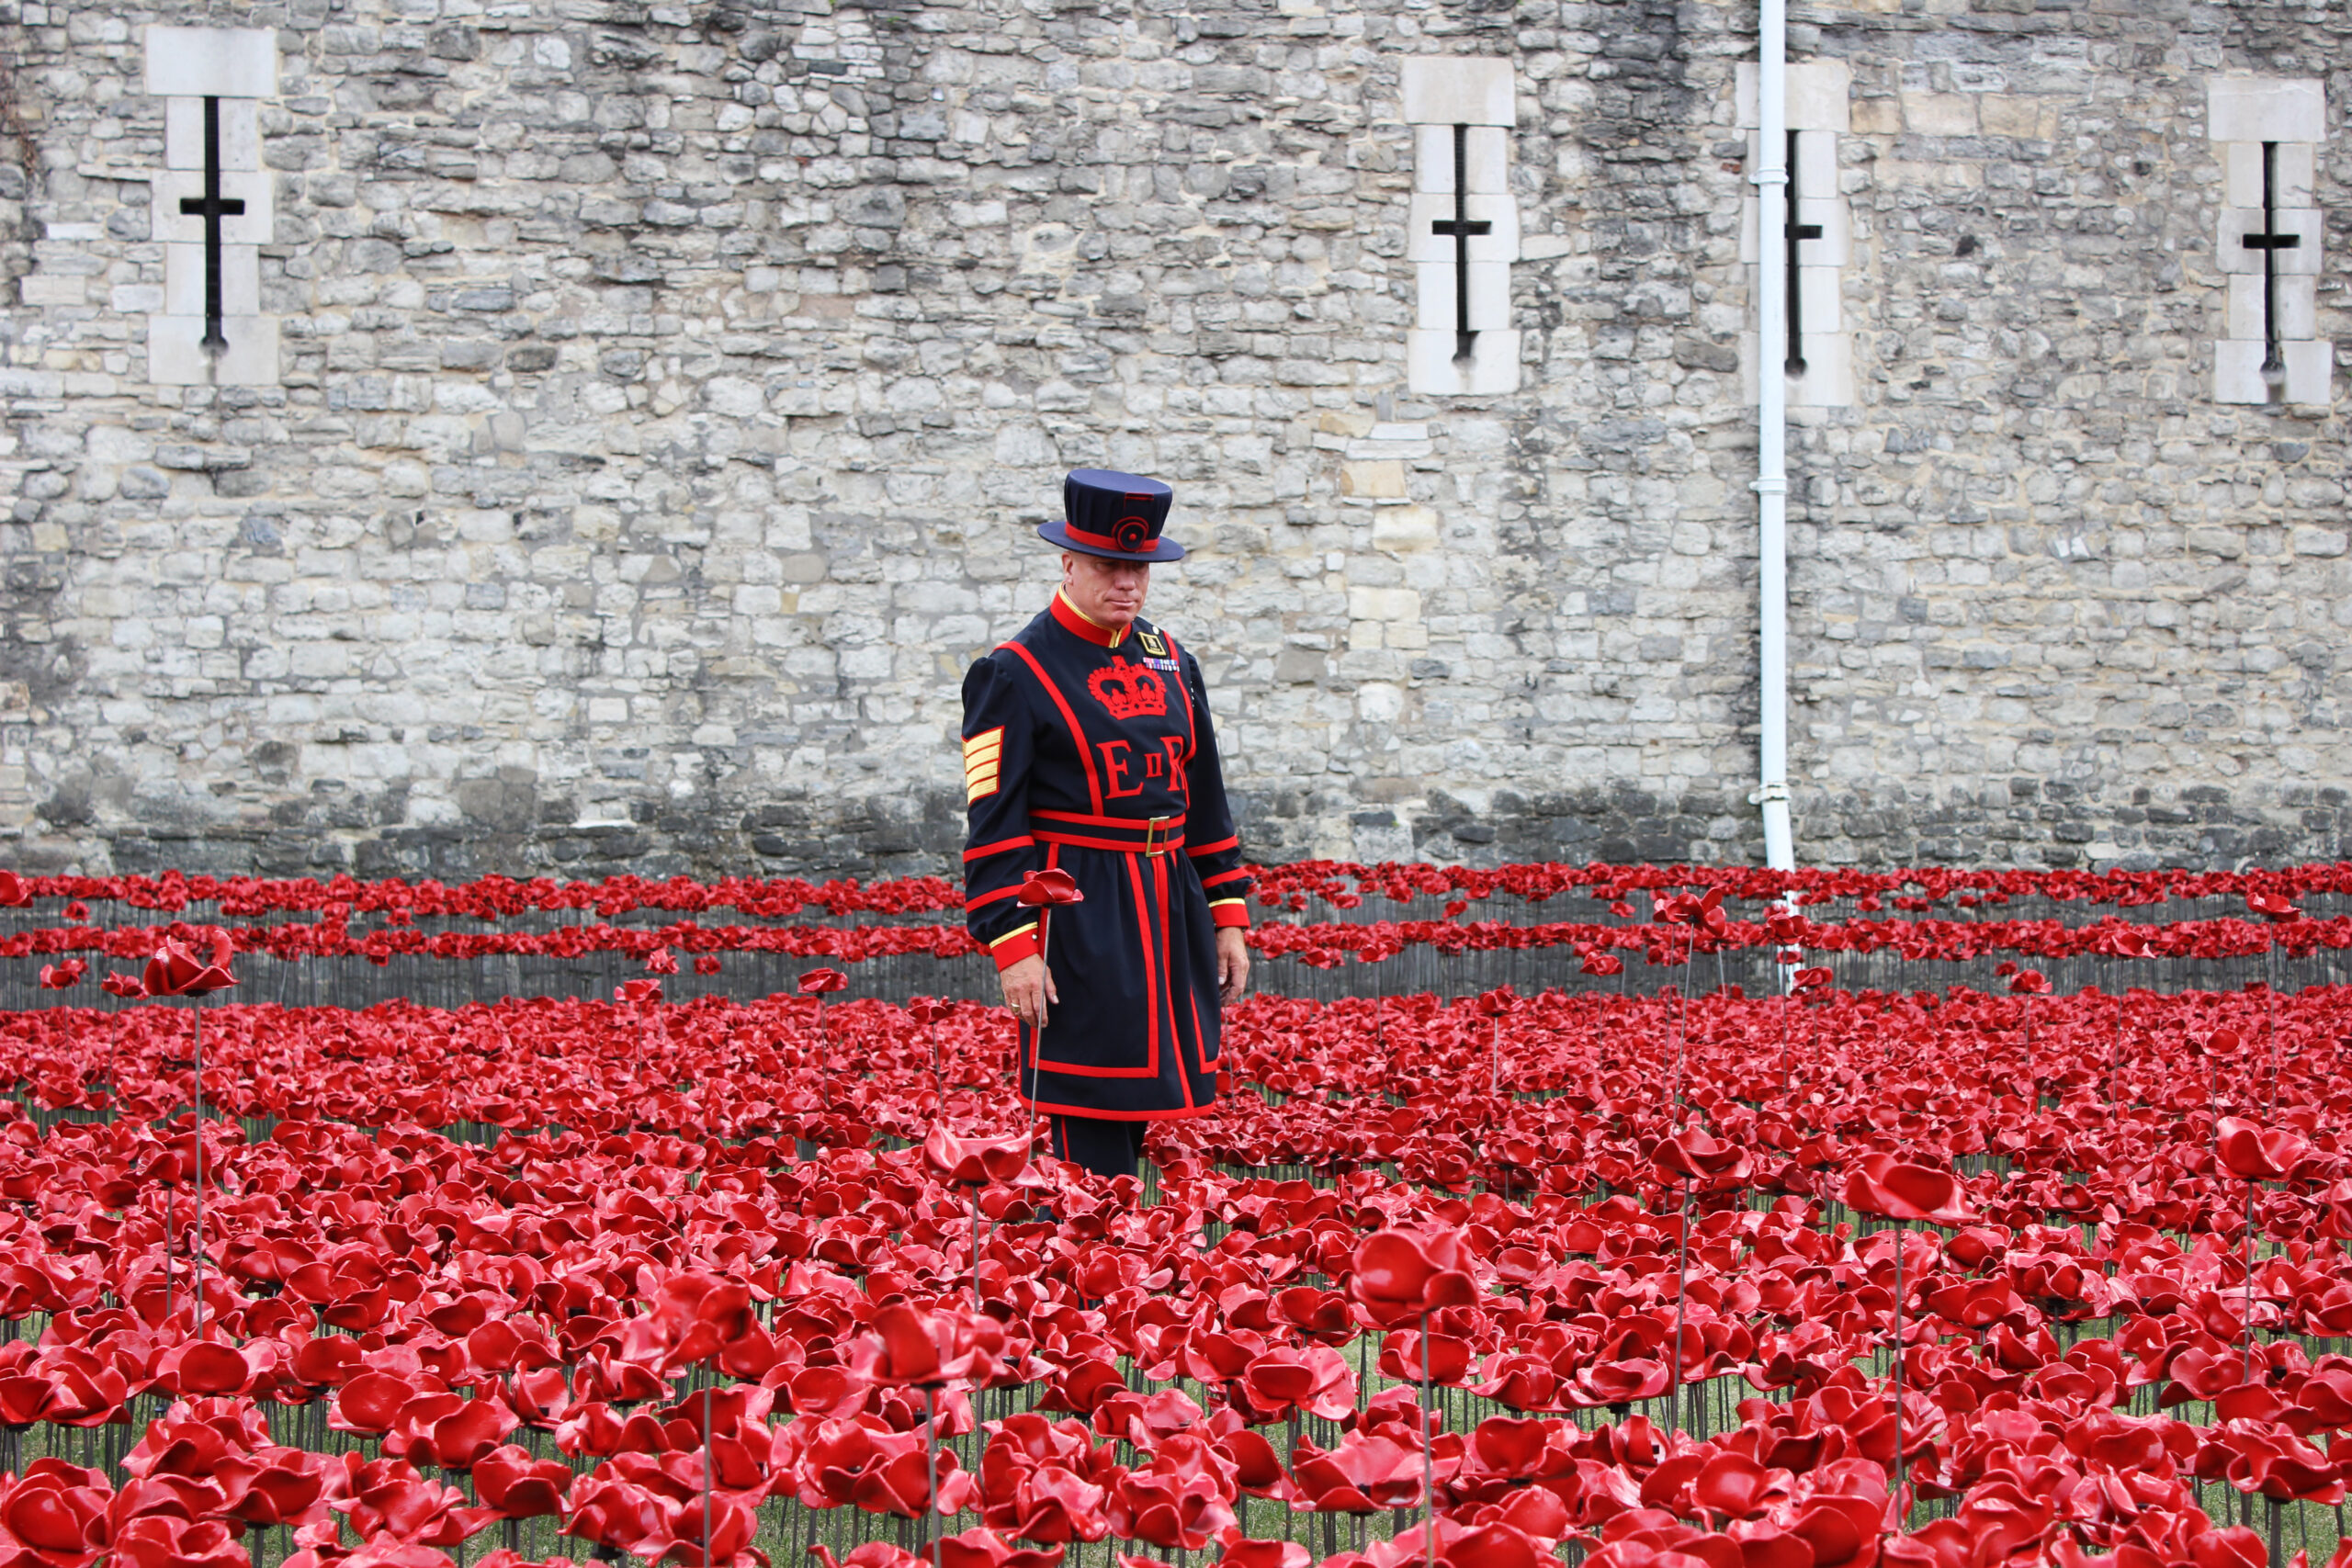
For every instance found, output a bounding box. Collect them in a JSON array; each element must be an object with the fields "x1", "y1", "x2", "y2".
[{"x1": 1062, "y1": 551, "x2": 1151, "y2": 628}]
